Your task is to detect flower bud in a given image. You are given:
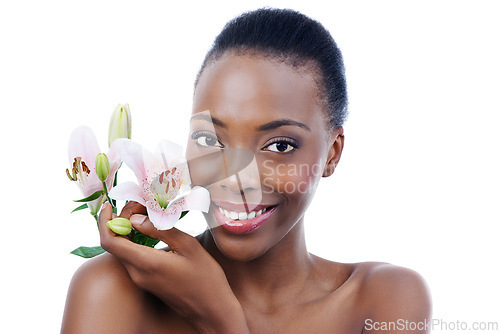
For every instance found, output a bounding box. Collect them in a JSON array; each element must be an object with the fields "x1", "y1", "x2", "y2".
[
  {"x1": 106, "y1": 217, "x2": 133, "y2": 235},
  {"x1": 108, "y1": 103, "x2": 132, "y2": 147},
  {"x1": 95, "y1": 153, "x2": 110, "y2": 182}
]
